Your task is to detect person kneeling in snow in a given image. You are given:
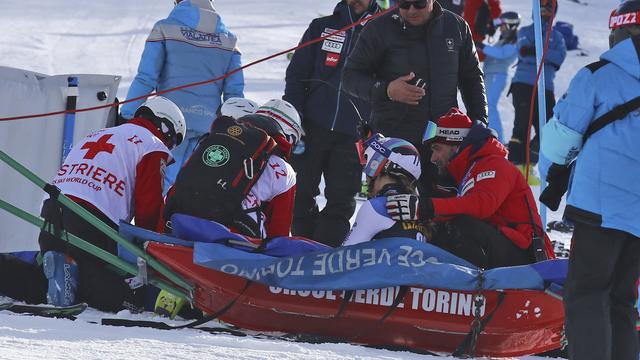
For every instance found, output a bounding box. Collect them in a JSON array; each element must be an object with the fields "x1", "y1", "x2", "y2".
[
  {"x1": 385, "y1": 108, "x2": 554, "y2": 269},
  {"x1": 0, "y1": 96, "x2": 185, "y2": 312},
  {"x1": 342, "y1": 134, "x2": 428, "y2": 246},
  {"x1": 164, "y1": 99, "x2": 302, "y2": 239}
]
